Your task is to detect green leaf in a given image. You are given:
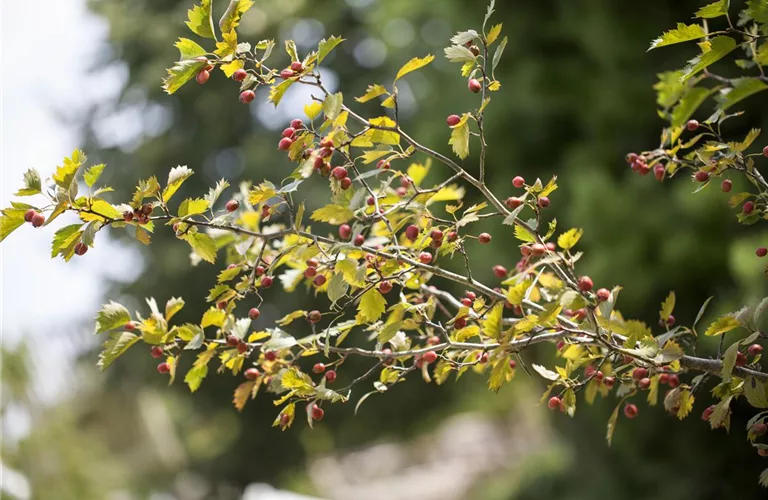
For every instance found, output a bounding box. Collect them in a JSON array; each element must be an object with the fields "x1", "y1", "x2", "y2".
[
  {"x1": 356, "y1": 289, "x2": 387, "y2": 323},
  {"x1": 649, "y1": 23, "x2": 707, "y2": 50},
  {"x1": 717, "y1": 77, "x2": 768, "y2": 111},
  {"x1": 201, "y1": 307, "x2": 226, "y2": 328},
  {"x1": 655, "y1": 340, "x2": 684, "y2": 364},
  {"x1": 97, "y1": 332, "x2": 139, "y2": 371},
  {"x1": 488, "y1": 355, "x2": 514, "y2": 392},
  {"x1": 492, "y1": 36, "x2": 508, "y2": 71},
  {"x1": 183, "y1": 232, "x2": 217, "y2": 263},
  {"x1": 444, "y1": 45, "x2": 476, "y2": 63},
  {"x1": 482, "y1": 303, "x2": 504, "y2": 340},
  {"x1": 185, "y1": 364, "x2": 209, "y2": 392},
  {"x1": 366, "y1": 117, "x2": 400, "y2": 145},
  {"x1": 660, "y1": 291, "x2": 675, "y2": 322},
  {"x1": 355, "y1": 84, "x2": 388, "y2": 104},
  {"x1": 746, "y1": 0, "x2": 768, "y2": 23},
  {"x1": 693, "y1": 296, "x2": 714, "y2": 334},
  {"x1": 760, "y1": 468, "x2": 768, "y2": 488},
  {"x1": 206, "y1": 179, "x2": 230, "y2": 207},
  {"x1": 337, "y1": 259, "x2": 366, "y2": 287},
  {"x1": 323, "y1": 92, "x2": 343, "y2": 121},
  {"x1": 514, "y1": 224, "x2": 536, "y2": 243},
  {"x1": 721, "y1": 342, "x2": 740, "y2": 382},
  {"x1": 676, "y1": 389, "x2": 695, "y2": 419},
  {"x1": 248, "y1": 182, "x2": 277, "y2": 205},
  {"x1": 378, "y1": 321, "x2": 403, "y2": 344},
  {"x1": 163, "y1": 166, "x2": 194, "y2": 203},
  {"x1": 95, "y1": 301, "x2": 131, "y2": 334},
  {"x1": 269, "y1": 79, "x2": 295, "y2": 106},
  {"x1": 327, "y1": 272, "x2": 349, "y2": 305},
  {"x1": 165, "y1": 297, "x2": 185, "y2": 321},
  {"x1": 281, "y1": 367, "x2": 315, "y2": 396},
  {"x1": 557, "y1": 228, "x2": 583, "y2": 250},
  {"x1": 163, "y1": 59, "x2": 207, "y2": 94},
  {"x1": 175, "y1": 38, "x2": 207, "y2": 60},
  {"x1": 51, "y1": 224, "x2": 83, "y2": 259},
  {"x1": 219, "y1": 0, "x2": 253, "y2": 33},
  {"x1": 186, "y1": 0, "x2": 214, "y2": 38},
  {"x1": 695, "y1": 0, "x2": 729, "y2": 18},
  {"x1": 744, "y1": 376, "x2": 768, "y2": 408},
  {"x1": 310, "y1": 204, "x2": 354, "y2": 225},
  {"x1": 318, "y1": 35, "x2": 344, "y2": 64},
  {"x1": 83, "y1": 164, "x2": 106, "y2": 188},
  {"x1": 178, "y1": 198, "x2": 210, "y2": 217},
  {"x1": 449, "y1": 114, "x2": 470, "y2": 159},
  {"x1": 654, "y1": 70, "x2": 687, "y2": 109},
  {"x1": 704, "y1": 314, "x2": 742, "y2": 336},
  {"x1": 606, "y1": 402, "x2": 620, "y2": 445},
  {"x1": 15, "y1": 168, "x2": 42, "y2": 196},
  {"x1": 681, "y1": 37, "x2": 737, "y2": 82},
  {"x1": 395, "y1": 54, "x2": 434, "y2": 81},
  {"x1": 670, "y1": 87, "x2": 717, "y2": 127},
  {"x1": 0, "y1": 206, "x2": 28, "y2": 242},
  {"x1": 53, "y1": 149, "x2": 86, "y2": 190},
  {"x1": 450, "y1": 30, "x2": 478, "y2": 46}
]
